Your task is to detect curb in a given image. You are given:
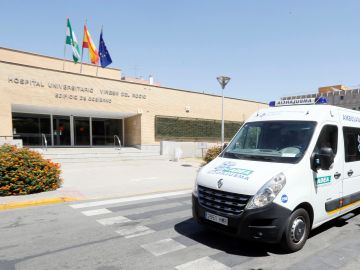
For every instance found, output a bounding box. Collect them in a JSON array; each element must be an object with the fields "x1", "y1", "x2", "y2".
[{"x1": 0, "y1": 197, "x2": 79, "y2": 211}]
